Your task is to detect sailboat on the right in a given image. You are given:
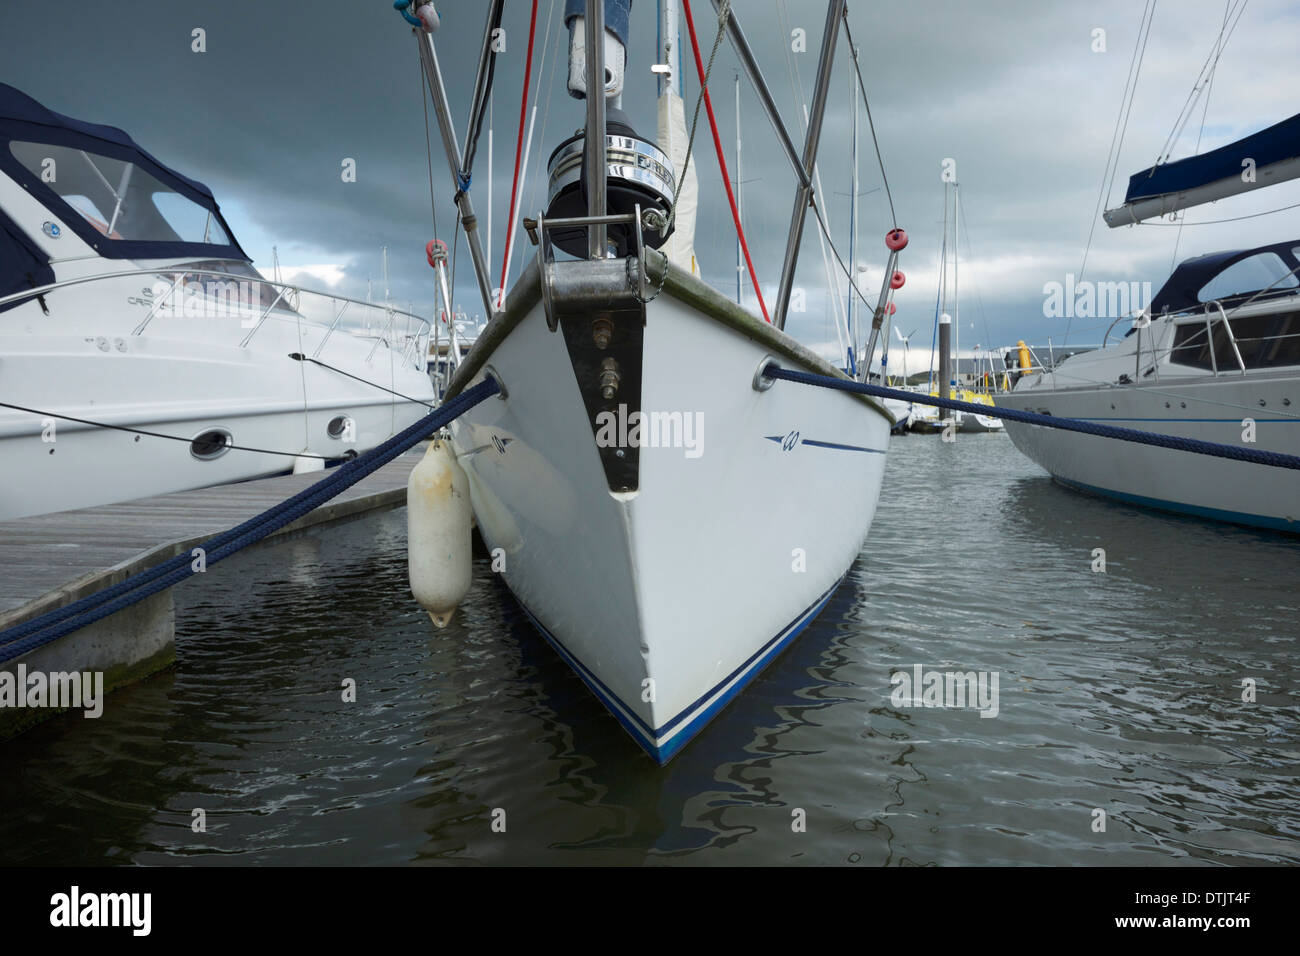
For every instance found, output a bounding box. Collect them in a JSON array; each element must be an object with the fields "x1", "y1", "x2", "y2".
[{"x1": 998, "y1": 86, "x2": 1300, "y2": 530}]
